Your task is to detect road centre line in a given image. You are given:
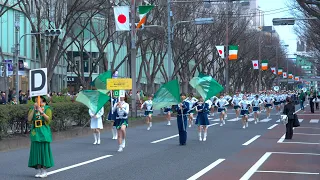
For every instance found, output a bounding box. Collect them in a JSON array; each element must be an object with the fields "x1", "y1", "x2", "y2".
[
  {"x1": 47, "y1": 155, "x2": 113, "y2": 176},
  {"x1": 242, "y1": 135, "x2": 261, "y2": 146},
  {"x1": 151, "y1": 134, "x2": 179, "y2": 144},
  {"x1": 187, "y1": 159, "x2": 225, "y2": 180},
  {"x1": 239, "y1": 152, "x2": 272, "y2": 180},
  {"x1": 267, "y1": 124, "x2": 278, "y2": 130},
  {"x1": 294, "y1": 133, "x2": 320, "y2": 136},
  {"x1": 256, "y1": 170, "x2": 319, "y2": 175}
]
